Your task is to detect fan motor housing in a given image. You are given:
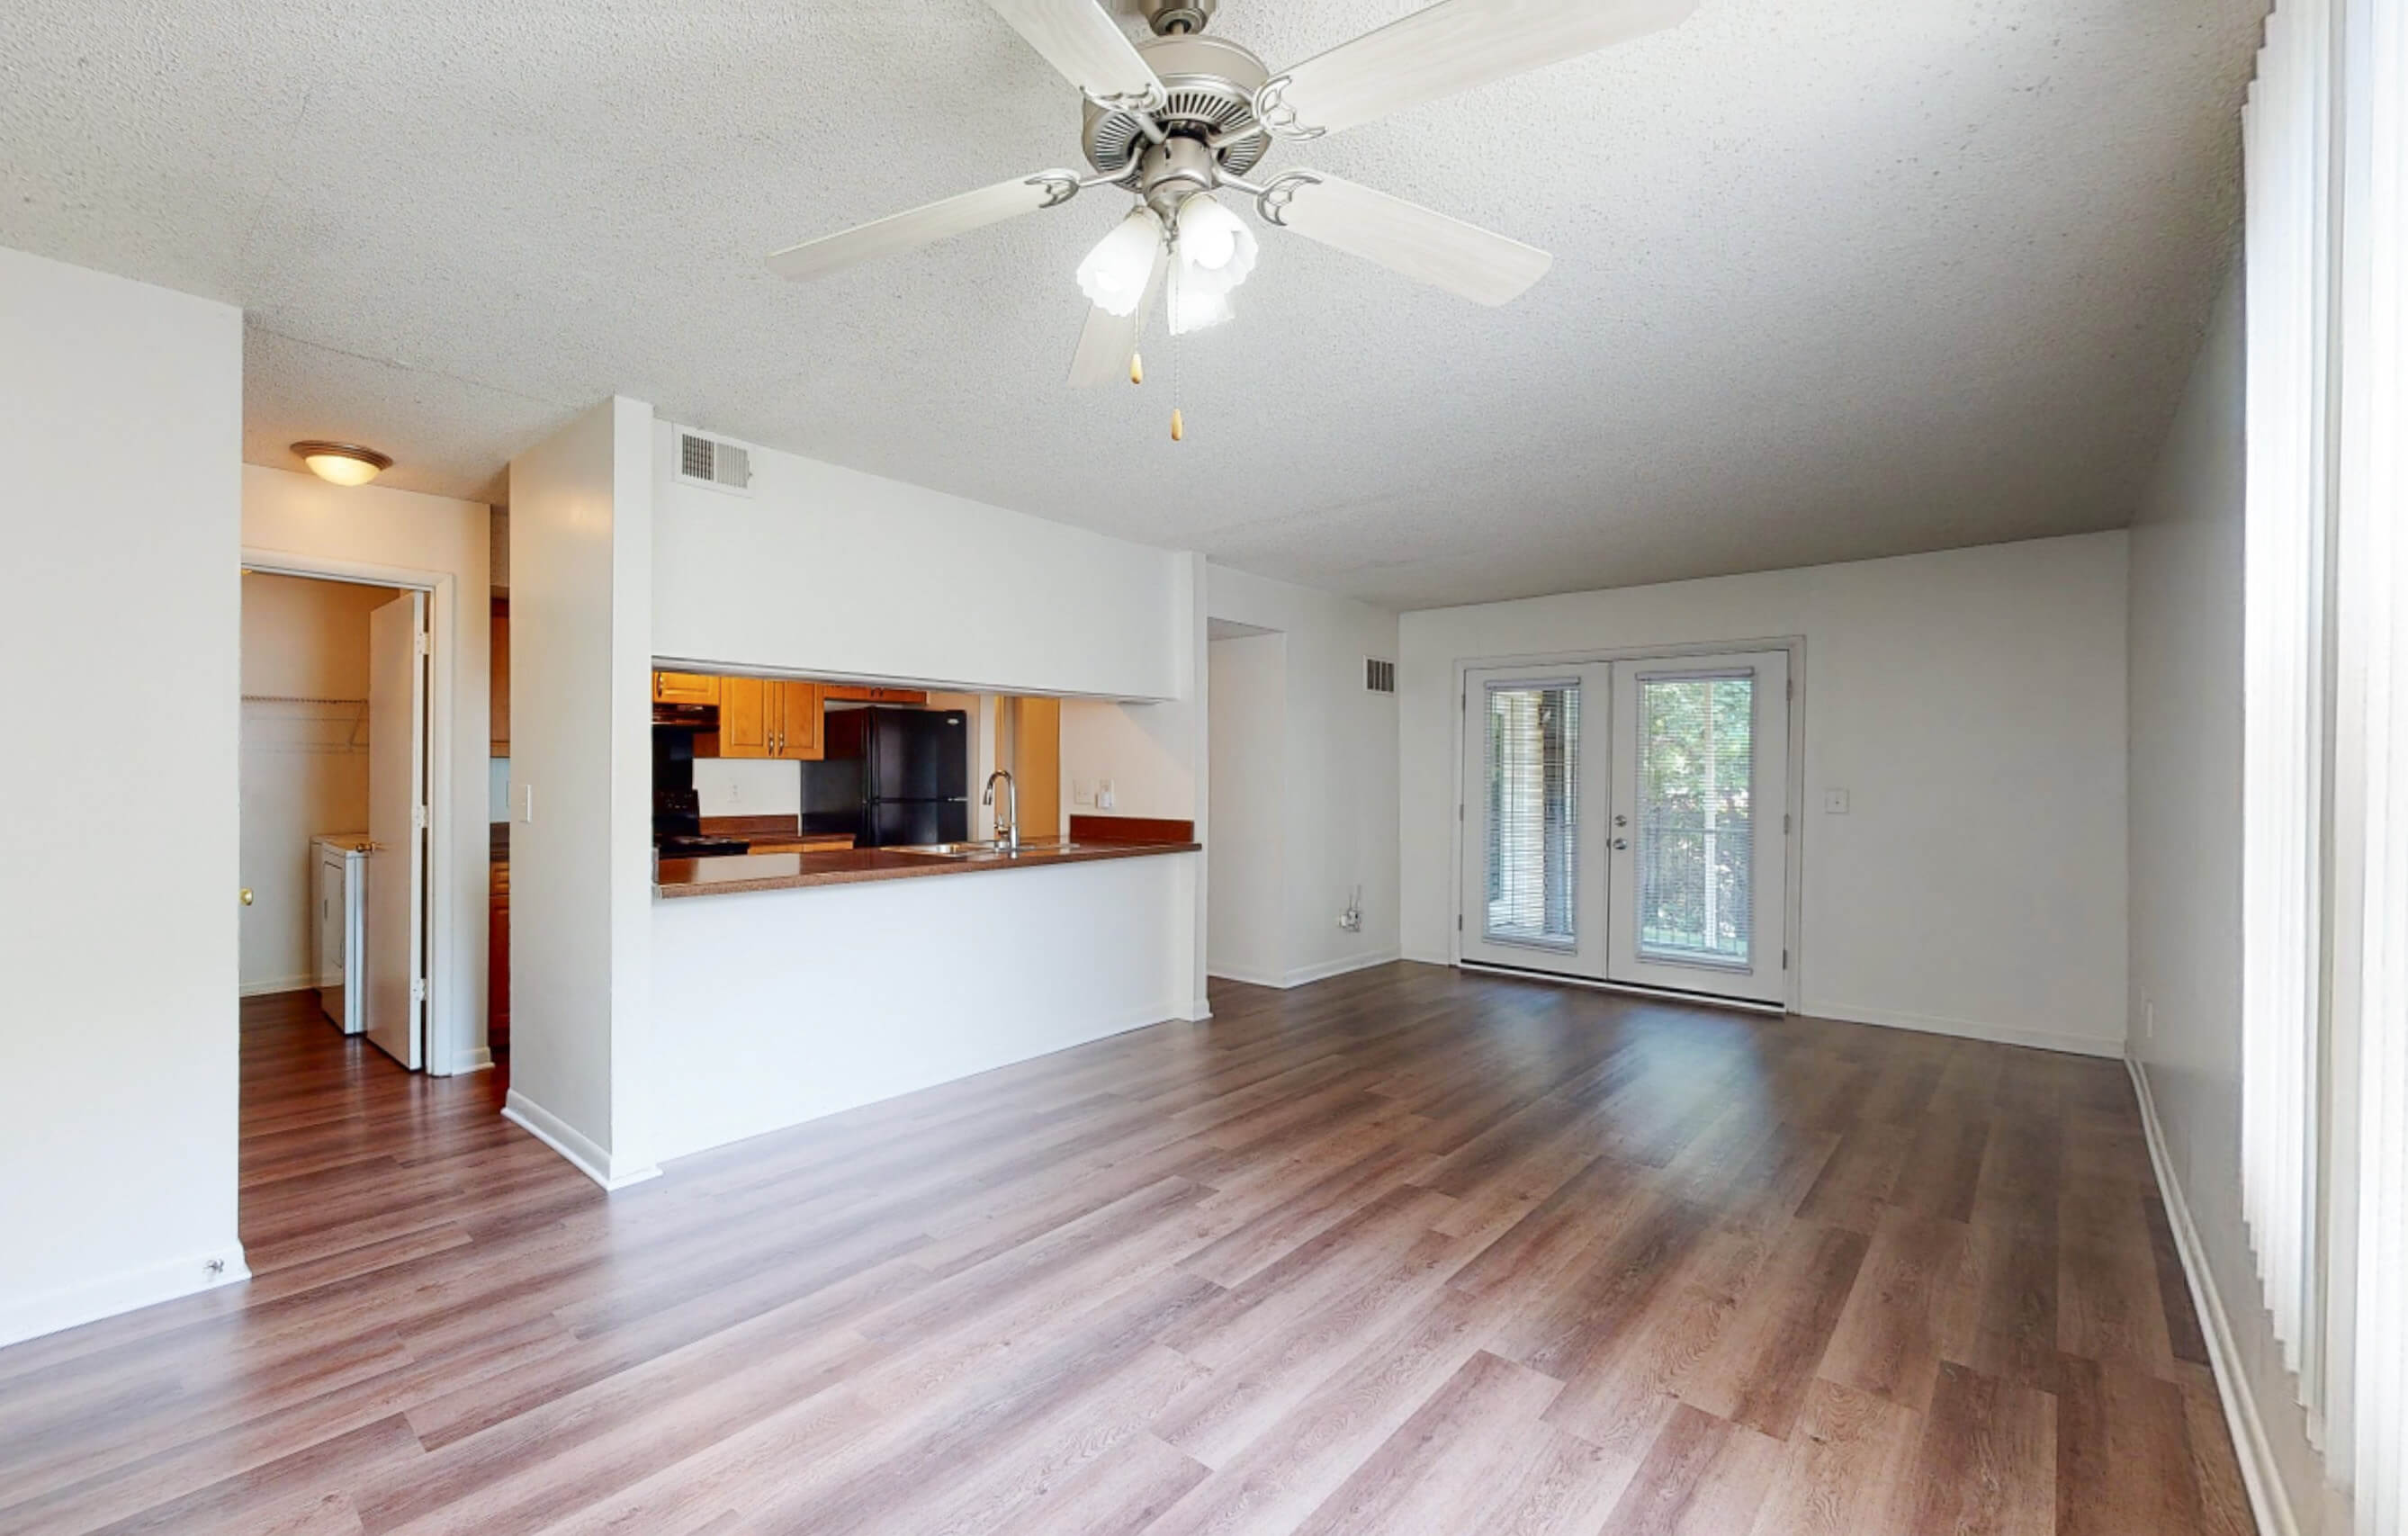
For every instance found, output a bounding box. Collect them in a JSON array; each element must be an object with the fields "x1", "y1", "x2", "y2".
[{"x1": 1082, "y1": 32, "x2": 1270, "y2": 186}]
